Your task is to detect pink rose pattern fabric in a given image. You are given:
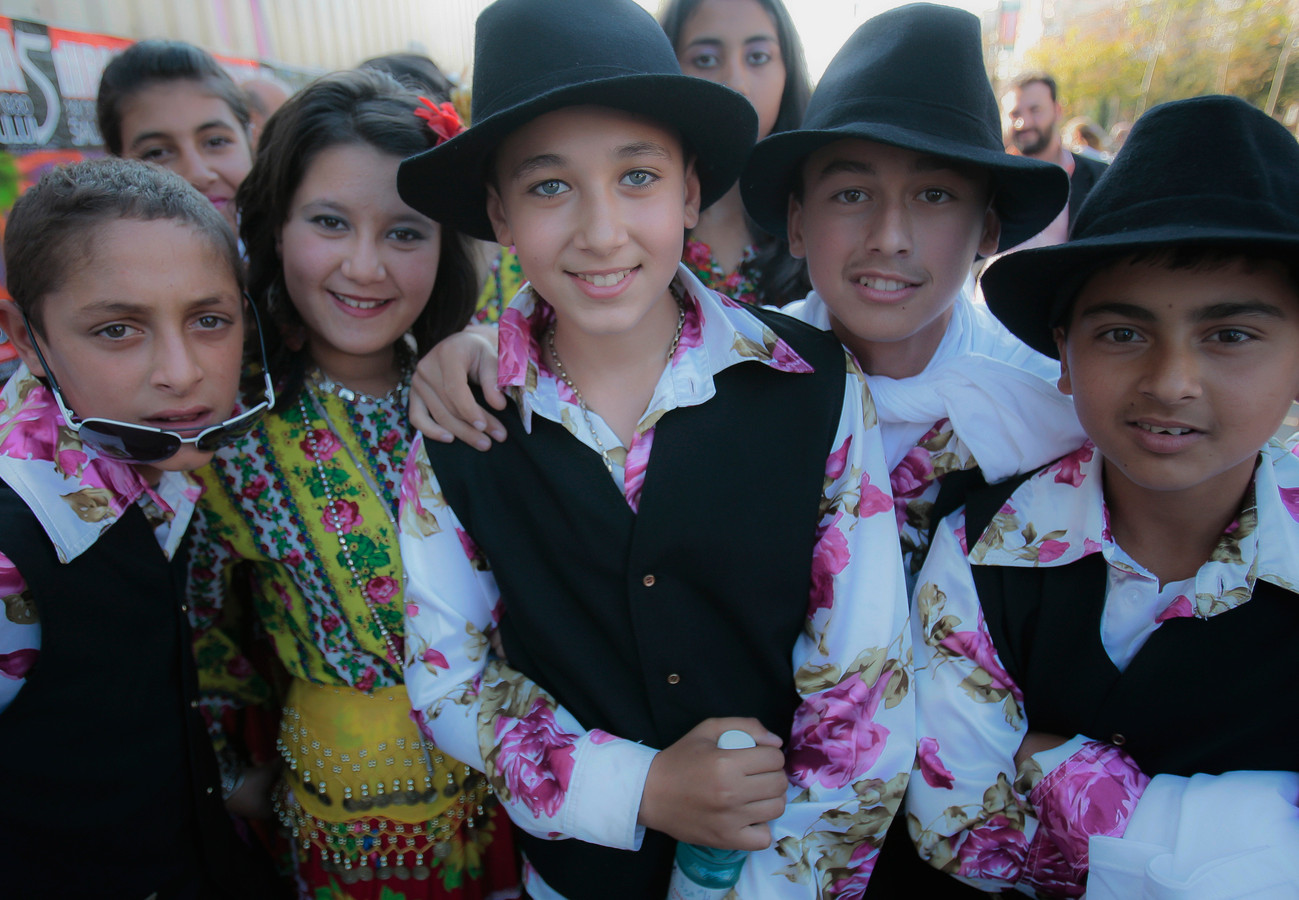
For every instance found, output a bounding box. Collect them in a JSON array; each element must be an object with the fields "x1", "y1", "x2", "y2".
[
  {"x1": 401, "y1": 274, "x2": 914, "y2": 898},
  {"x1": 888, "y1": 419, "x2": 980, "y2": 580},
  {"x1": 908, "y1": 440, "x2": 1299, "y2": 896}
]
